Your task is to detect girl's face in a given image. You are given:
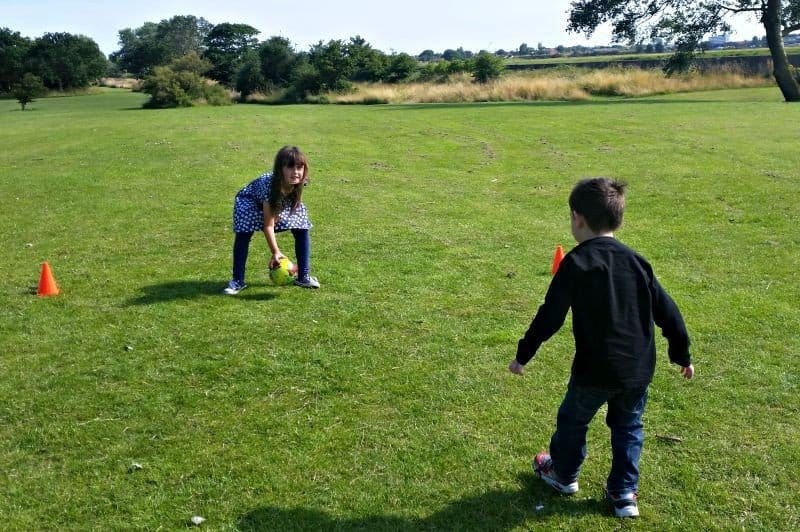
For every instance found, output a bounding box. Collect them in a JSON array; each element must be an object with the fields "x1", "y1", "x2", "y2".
[{"x1": 281, "y1": 163, "x2": 306, "y2": 187}]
